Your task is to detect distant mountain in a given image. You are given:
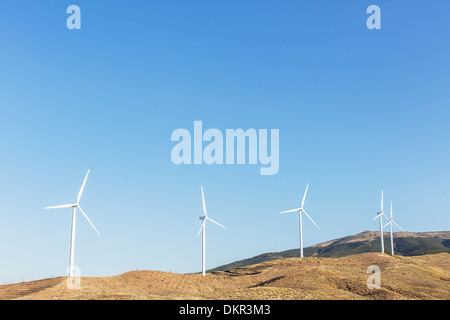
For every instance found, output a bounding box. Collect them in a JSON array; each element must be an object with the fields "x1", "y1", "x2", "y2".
[{"x1": 207, "y1": 230, "x2": 450, "y2": 273}]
